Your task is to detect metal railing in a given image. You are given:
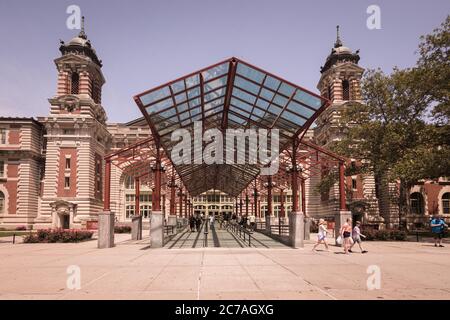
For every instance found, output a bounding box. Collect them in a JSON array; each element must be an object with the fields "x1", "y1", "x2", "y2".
[
  {"x1": 270, "y1": 224, "x2": 290, "y2": 236},
  {"x1": 228, "y1": 222, "x2": 254, "y2": 247},
  {"x1": 164, "y1": 224, "x2": 176, "y2": 235}
]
